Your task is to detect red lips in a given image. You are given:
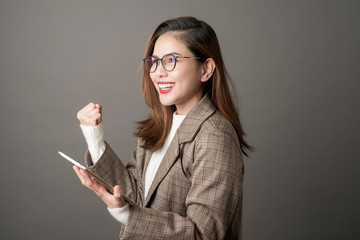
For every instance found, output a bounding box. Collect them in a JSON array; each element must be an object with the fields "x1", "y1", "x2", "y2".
[{"x1": 157, "y1": 82, "x2": 175, "y2": 94}]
